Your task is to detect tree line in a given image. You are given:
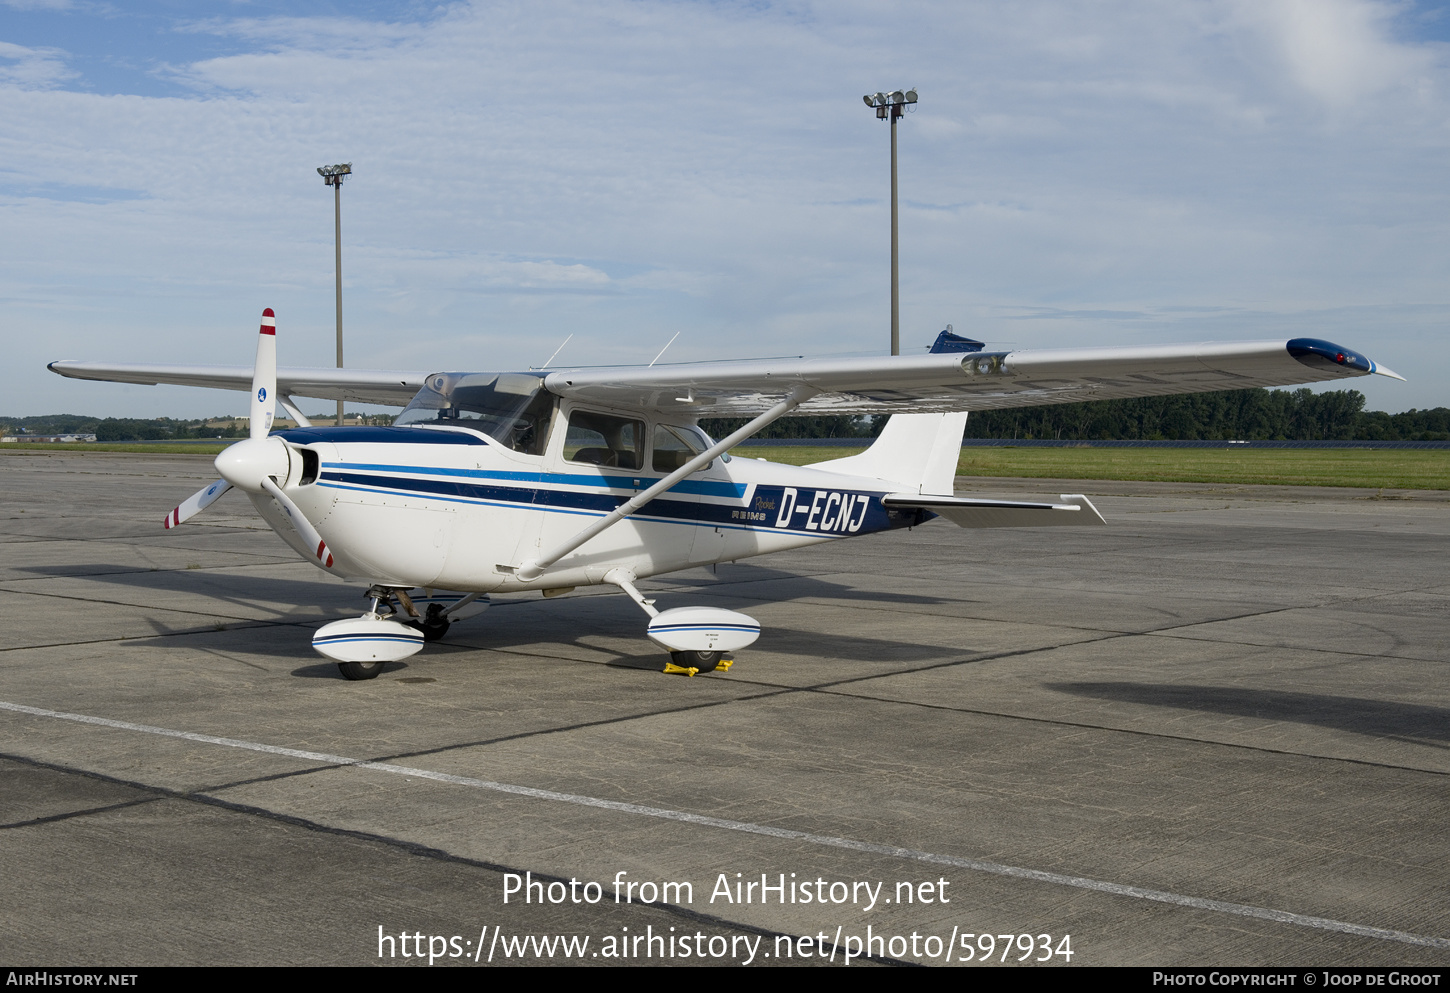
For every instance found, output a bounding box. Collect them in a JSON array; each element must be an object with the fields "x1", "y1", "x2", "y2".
[
  {"x1": 6, "y1": 389, "x2": 1448, "y2": 442},
  {"x1": 702, "y1": 389, "x2": 1450, "y2": 442},
  {"x1": 0, "y1": 415, "x2": 249, "y2": 441}
]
